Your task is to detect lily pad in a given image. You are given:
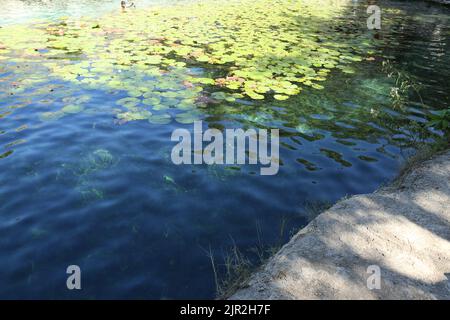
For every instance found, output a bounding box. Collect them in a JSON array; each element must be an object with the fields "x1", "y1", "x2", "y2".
[
  {"x1": 117, "y1": 109, "x2": 152, "y2": 121},
  {"x1": 62, "y1": 104, "x2": 84, "y2": 114},
  {"x1": 274, "y1": 94, "x2": 289, "y2": 101},
  {"x1": 175, "y1": 111, "x2": 202, "y2": 124},
  {"x1": 148, "y1": 113, "x2": 172, "y2": 124},
  {"x1": 116, "y1": 97, "x2": 141, "y2": 108}
]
